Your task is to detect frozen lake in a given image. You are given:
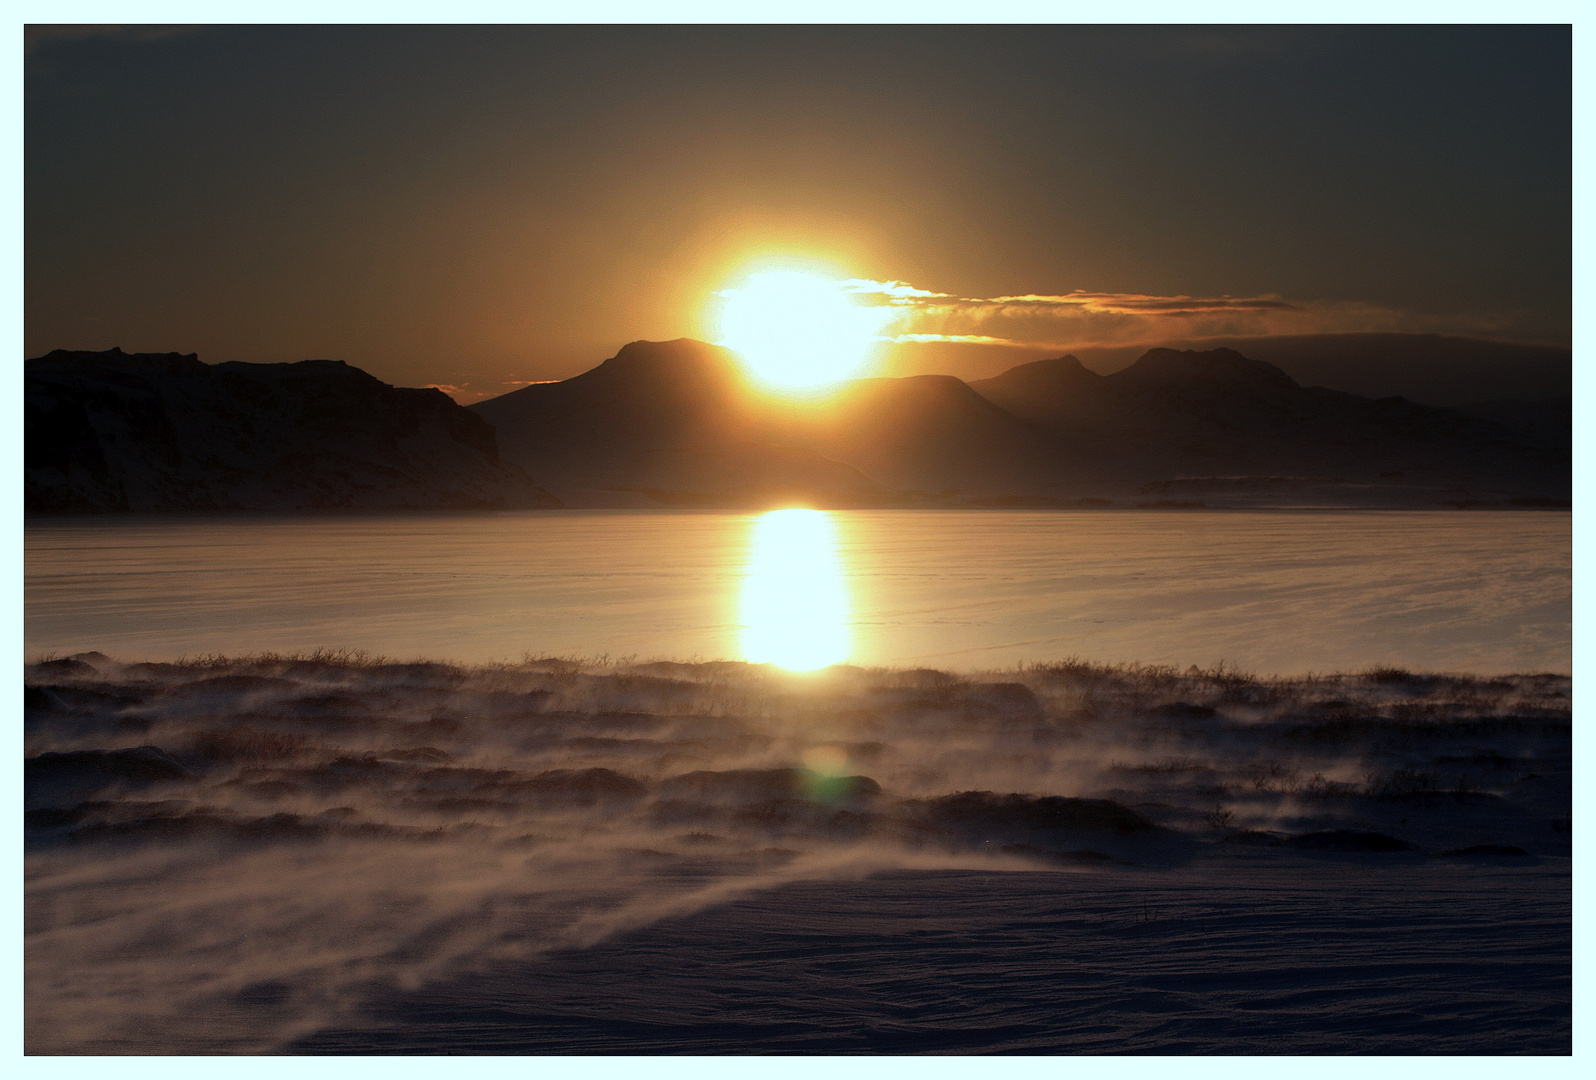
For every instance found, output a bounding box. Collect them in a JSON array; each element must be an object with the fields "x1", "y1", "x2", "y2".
[{"x1": 24, "y1": 509, "x2": 1570, "y2": 675}]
